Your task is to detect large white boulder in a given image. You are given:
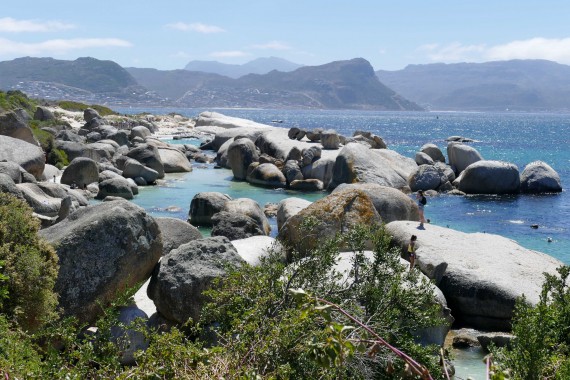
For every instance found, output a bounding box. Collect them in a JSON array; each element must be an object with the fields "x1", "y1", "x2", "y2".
[
  {"x1": 231, "y1": 236, "x2": 283, "y2": 266},
  {"x1": 330, "y1": 143, "x2": 417, "y2": 190},
  {"x1": 333, "y1": 183, "x2": 419, "y2": 223},
  {"x1": 420, "y1": 143, "x2": 446, "y2": 163},
  {"x1": 447, "y1": 142, "x2": 483, "y2": 174},
  {"x1": 386, "y1": 221, "x2": 563, "y2": 331},
  {"x1": 278, "y1": 188, "x2": 381, "y2": 255},
  {"x1": 520, "y1": 160, "x2": 562, "y2": 193},
  {"x1": 0, "y1": 135, "x2": 45, "y2": 179},
  {"x1": 157, "y1": 146, "x2": 192, "y2": 173},
  {"x1": 458, "y1": 160, "x2": 520, "y2": 194}
]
